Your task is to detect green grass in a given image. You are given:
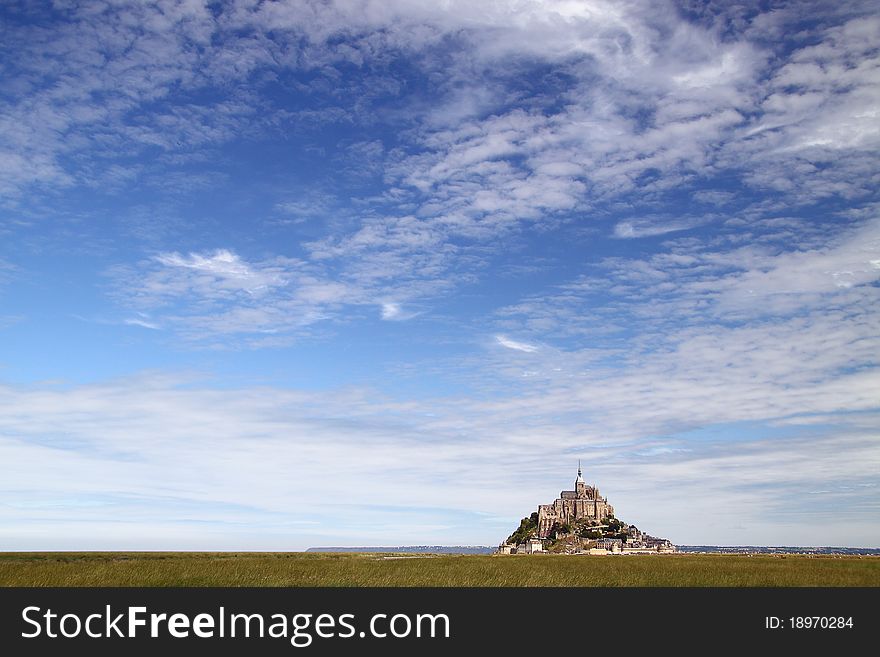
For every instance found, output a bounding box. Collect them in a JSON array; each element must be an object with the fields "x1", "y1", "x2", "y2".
[{"x1": 0, "y1": 552, "x2": 878, "y2": 587}]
